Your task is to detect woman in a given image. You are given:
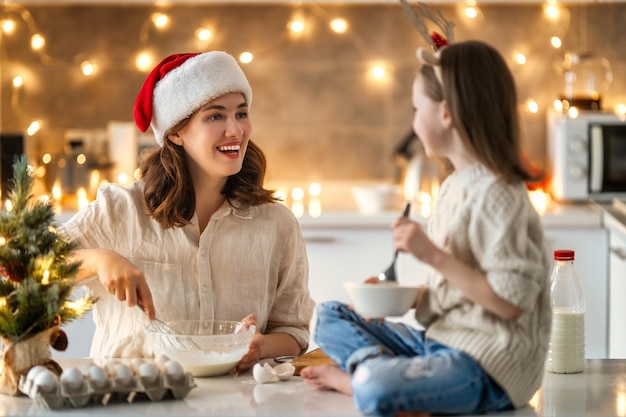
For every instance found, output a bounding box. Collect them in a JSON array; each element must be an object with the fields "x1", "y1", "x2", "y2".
[{"x1": 61, "y1": 51, "x2": 315, "y2": 372}]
